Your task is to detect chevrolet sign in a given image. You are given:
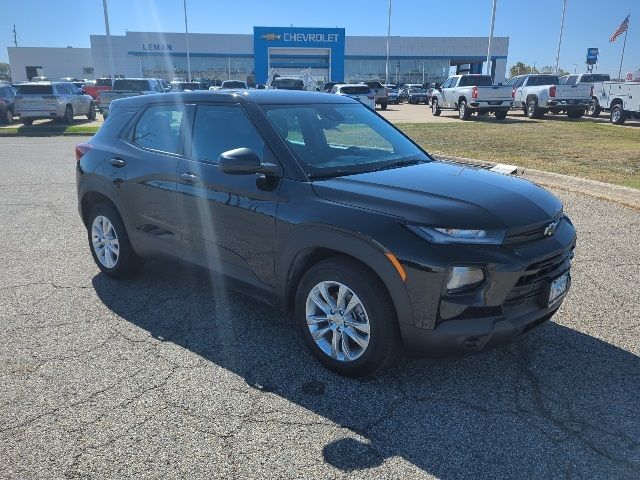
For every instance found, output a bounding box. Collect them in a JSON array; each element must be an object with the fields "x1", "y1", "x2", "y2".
[
  {"x1": 261, "y1": 33, "x2": 282, "y2": 41},
  {"x1": 283, "y1": 32, "x2": 339, "y2": 43}
]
